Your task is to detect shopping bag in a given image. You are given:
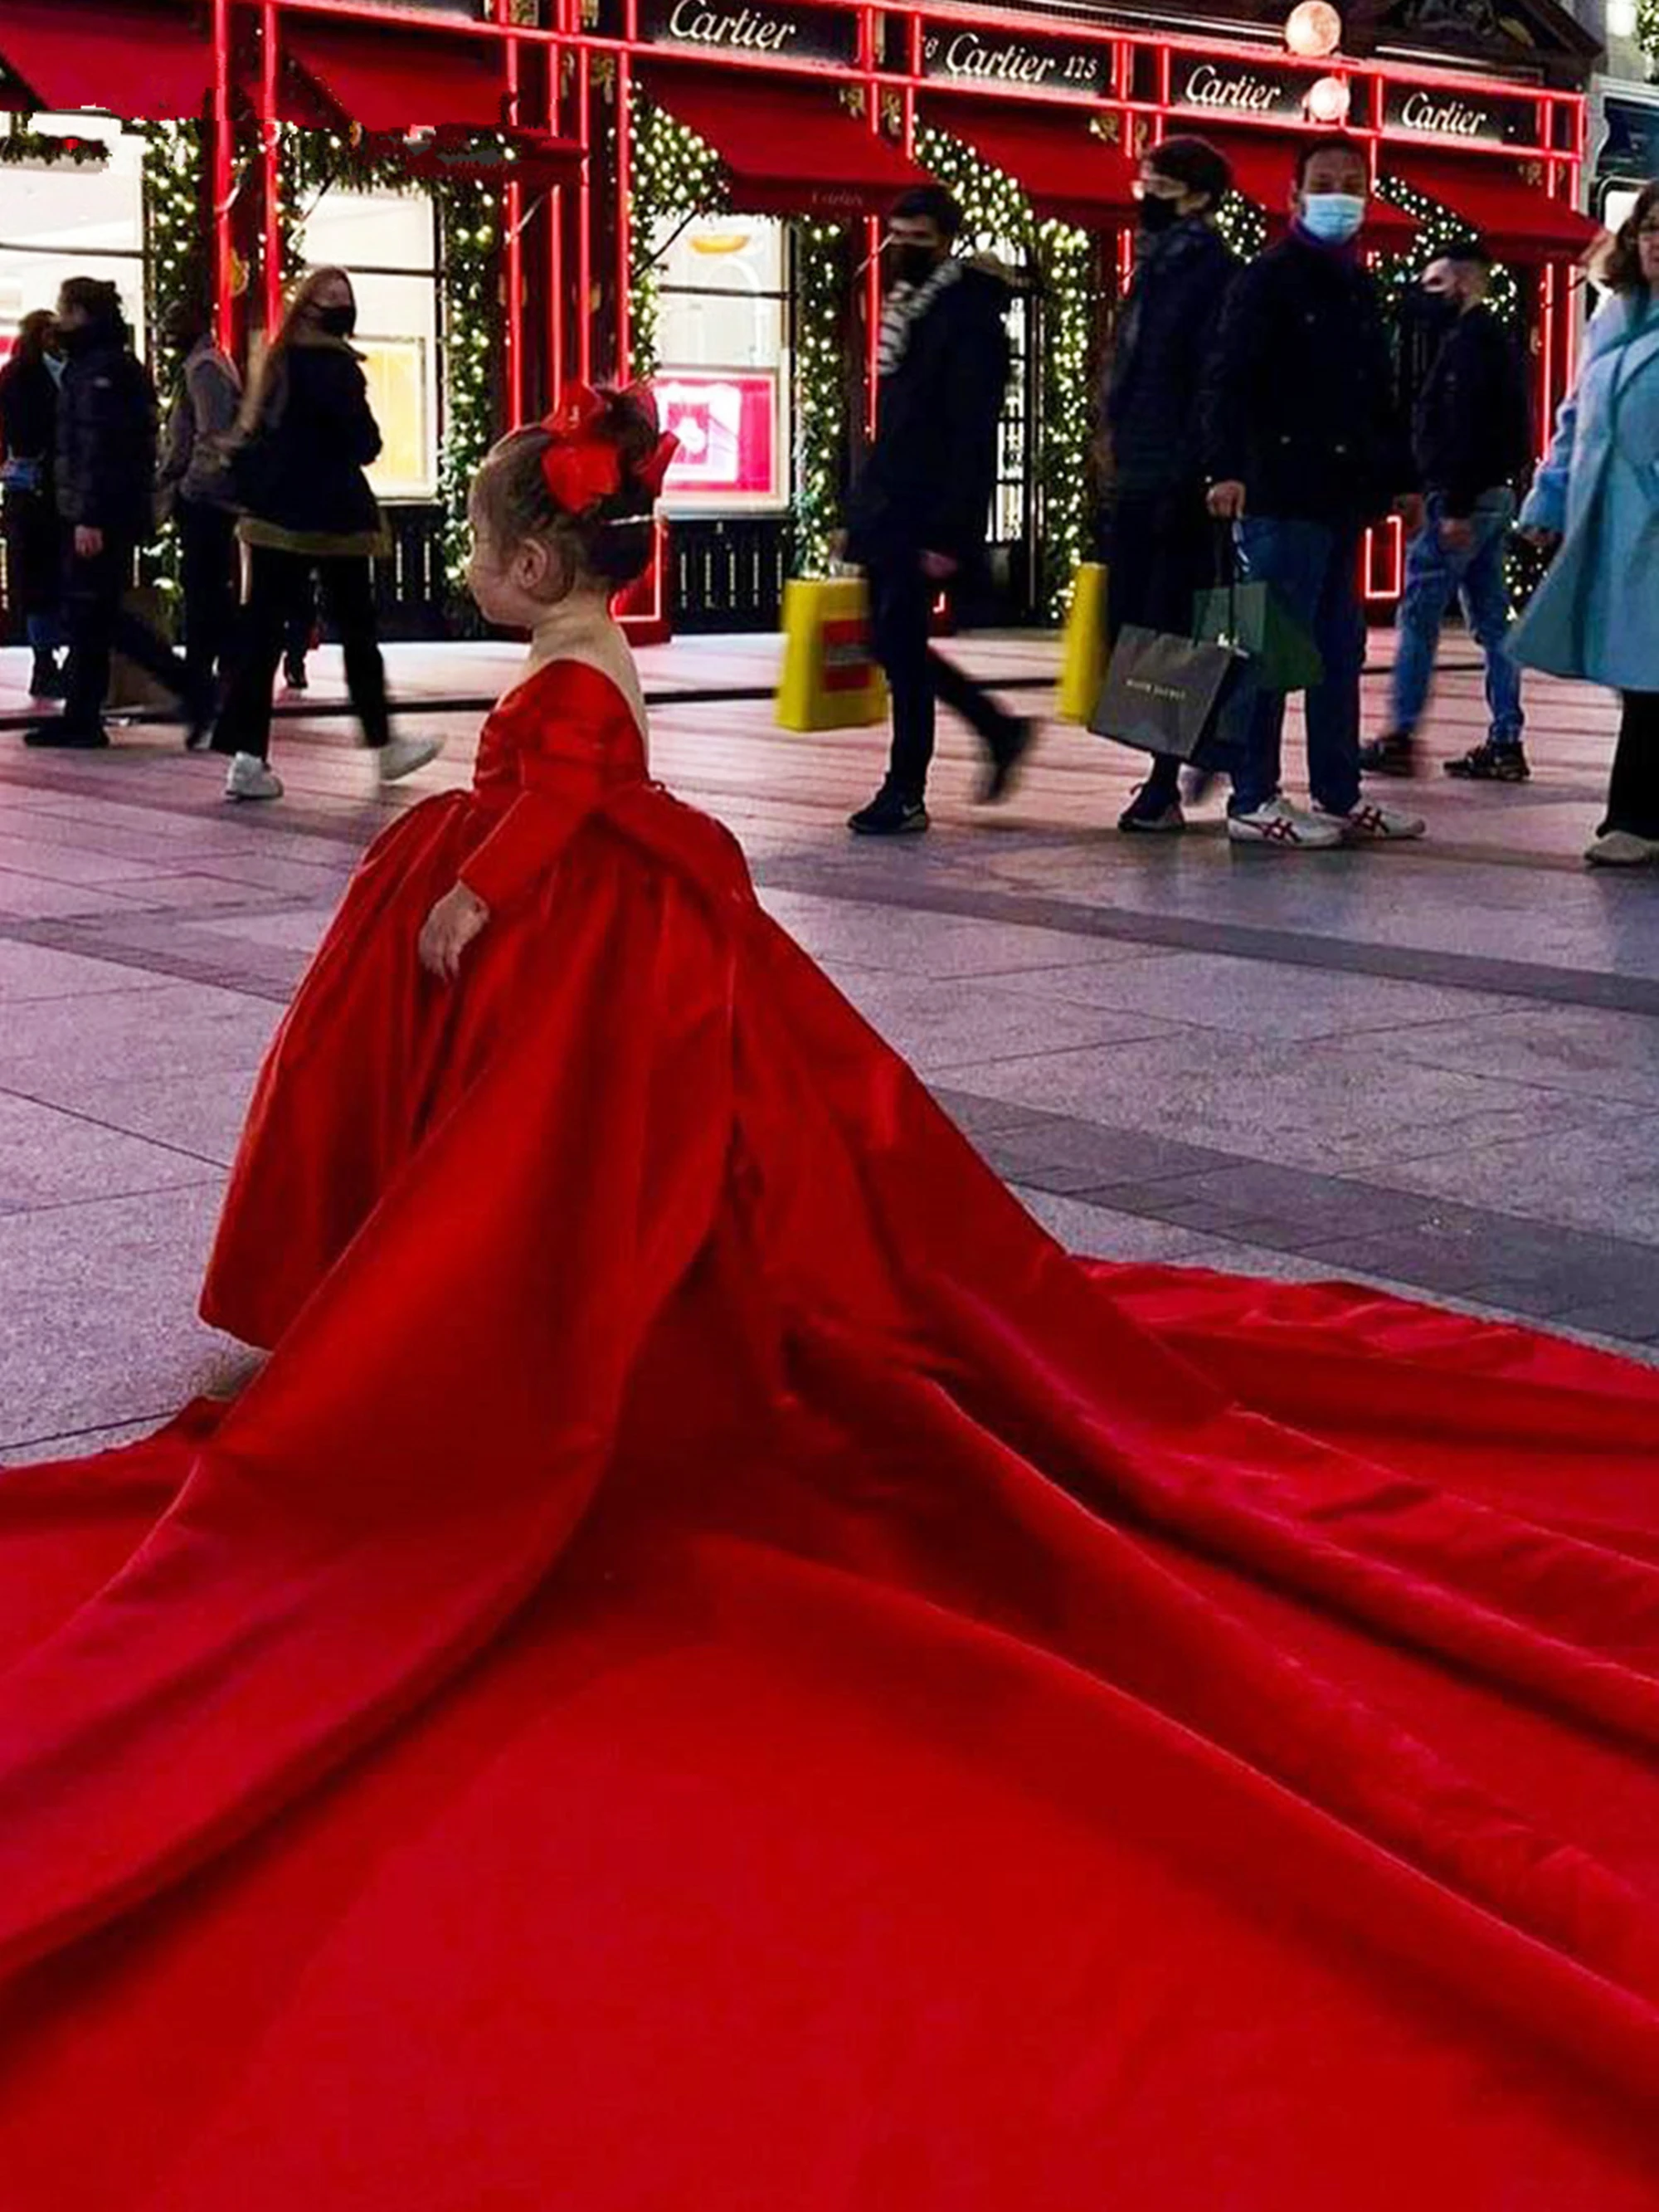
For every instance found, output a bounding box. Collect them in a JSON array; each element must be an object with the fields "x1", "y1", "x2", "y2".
[
  {"x1": 1089, "y1": 623, "x2": 1248, "y2": 763},
  {"x1": 775, "y1": 576, "x2": 888, "y2": 733},
  {"x1": 1192, "y1": 551, "x2": 1322, "y2": 694},
  {"x1": 1055, "y1": 561, "x2": 1108, "y2": 724}
]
